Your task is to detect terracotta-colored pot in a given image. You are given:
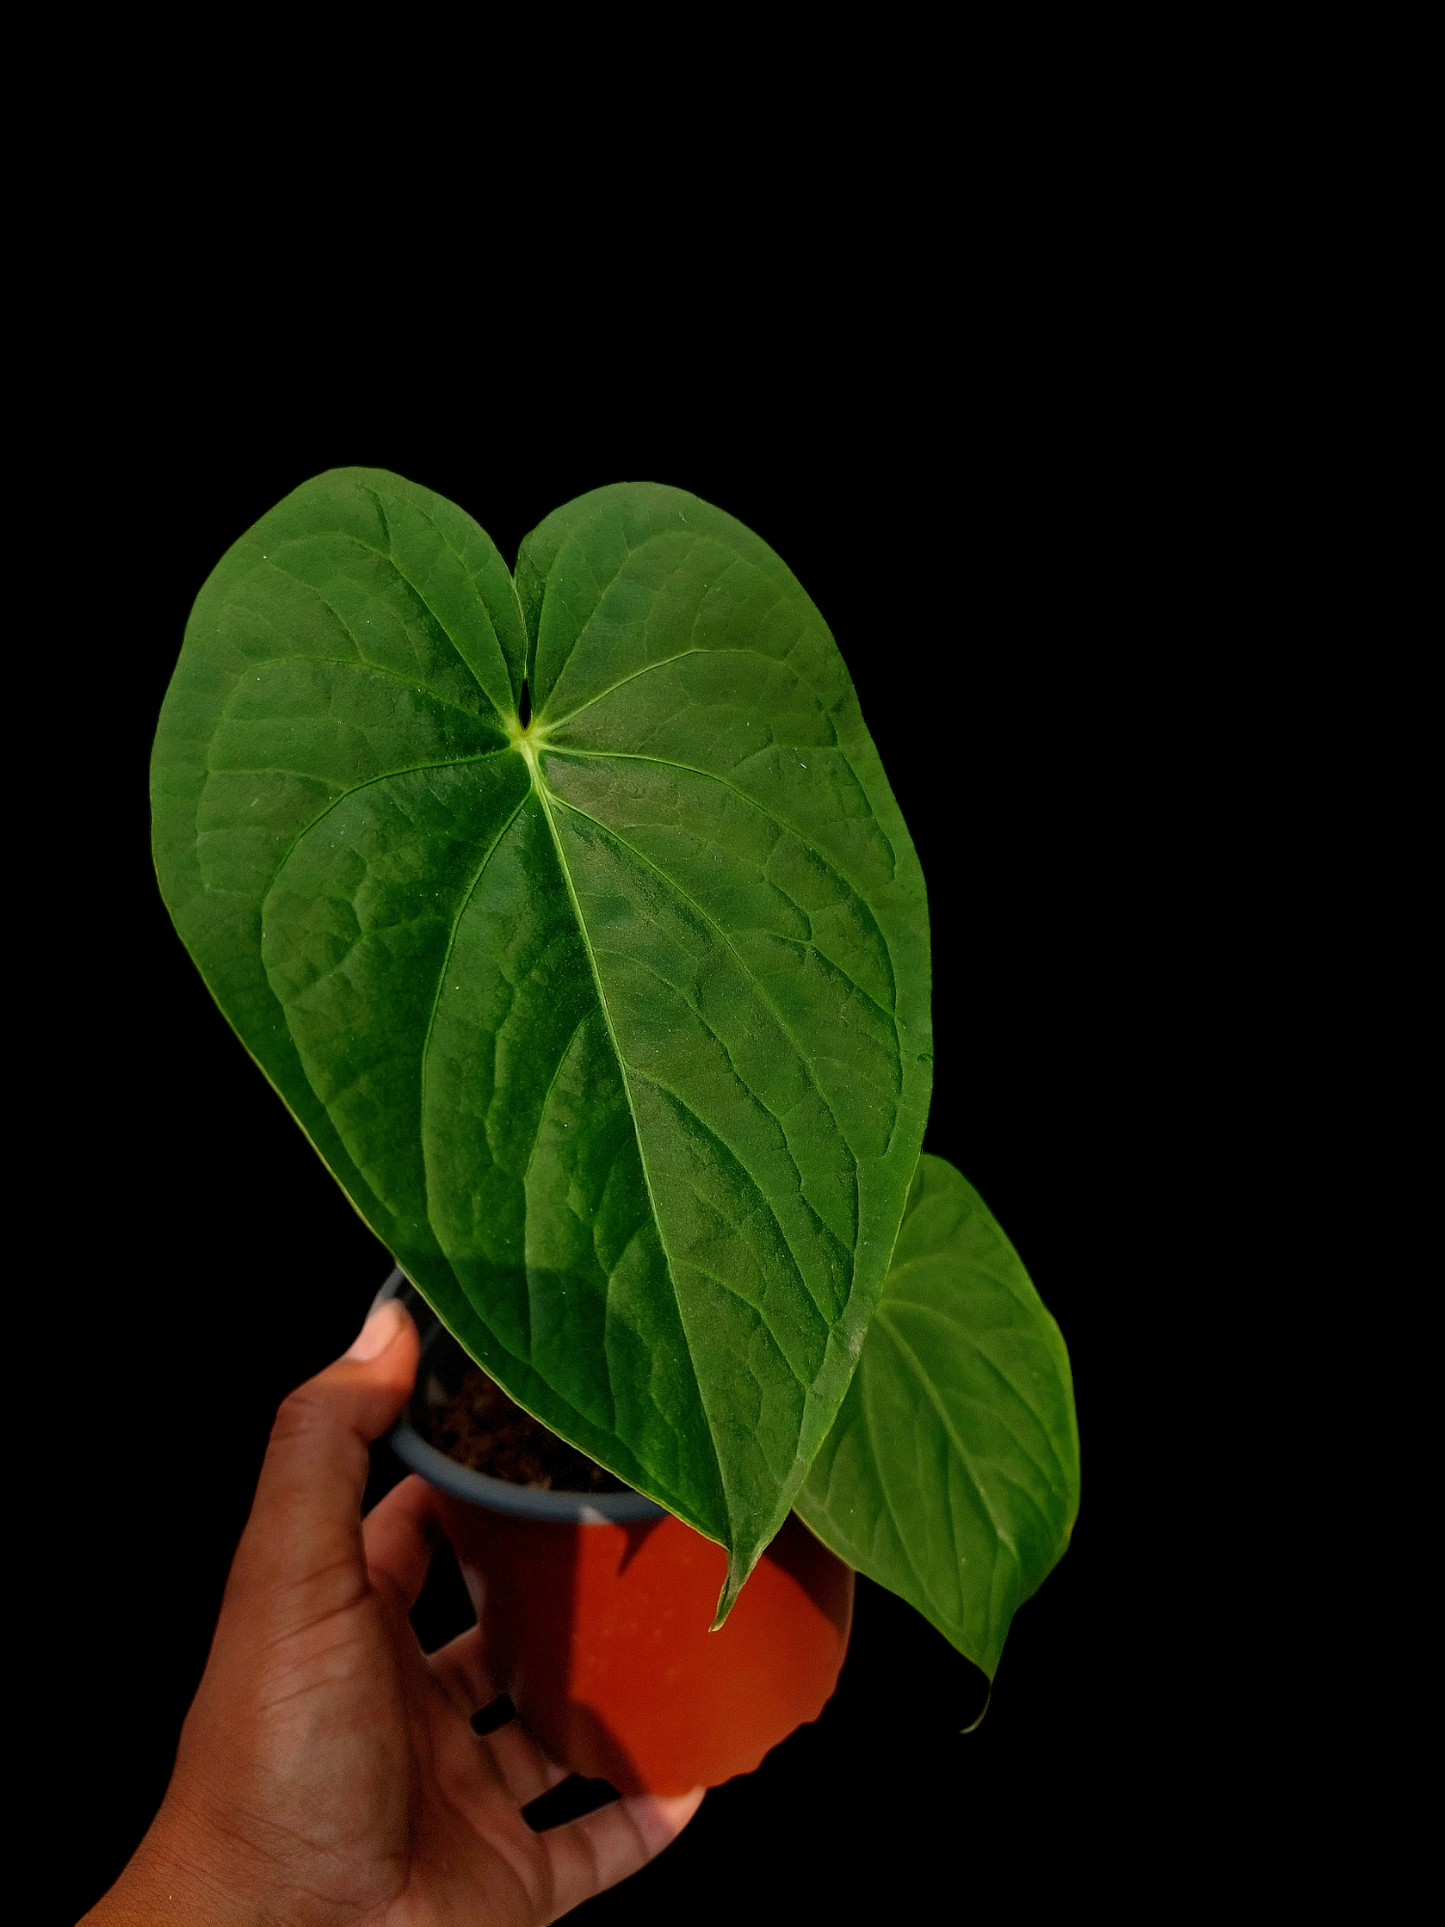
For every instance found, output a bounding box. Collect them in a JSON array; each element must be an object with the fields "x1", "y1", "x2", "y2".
[
  {"x1": 436, "y1": 1498, "x2": 853, "y2": 1795},
  {"x1": 379, "y1": 1270, "x2": 854, "y2": 1794}
]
